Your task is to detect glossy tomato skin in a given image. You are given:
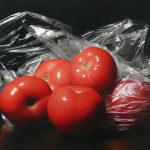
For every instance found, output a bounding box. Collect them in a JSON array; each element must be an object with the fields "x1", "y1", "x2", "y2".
[
  {"x1": 70, "y1": 47, "x2": 117, "y2": 95},
  {"x1": 0, "y1": 76, "x2": 52, "y2": 128},
  {"x1": 47, "y1": 85, "x2": 106, "y2": 135},
  {"x1": 34, "y1": 59, "x2": 71, "y2": 92},
  {"x1": 105, "y1": 79, "x2": 150, "y2": 131}
]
